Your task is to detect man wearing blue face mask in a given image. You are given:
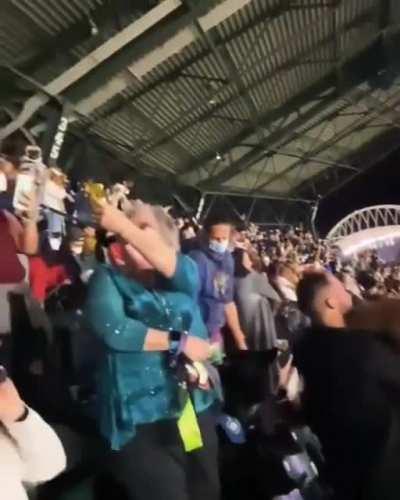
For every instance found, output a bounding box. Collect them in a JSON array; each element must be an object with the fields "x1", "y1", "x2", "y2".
[{"x1": 189, "y1": 215, "x2": 247, "y2": 350}]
